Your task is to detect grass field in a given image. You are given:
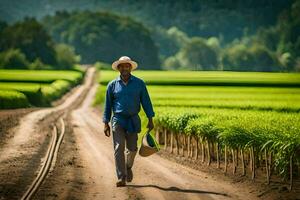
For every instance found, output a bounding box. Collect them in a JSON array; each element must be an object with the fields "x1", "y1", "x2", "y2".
[
  {"x1": 99, "y1": 70, "x2": 300, "y2": 86},
  {"x1": 95, "y1": 84, "x2": 300, "y2": 113},
  {"x1": 0, "y1": 90, "x2": 29, "y2": 109},
  {"x1": 0, "y1": 69, "x2": 83, "y2": 84},
  {"x1": 0, "y1": 69, "x2": 84, "y2": 109},
  {"x1": 149, "y1": 86, "x2": 300, "y2": 112}
]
